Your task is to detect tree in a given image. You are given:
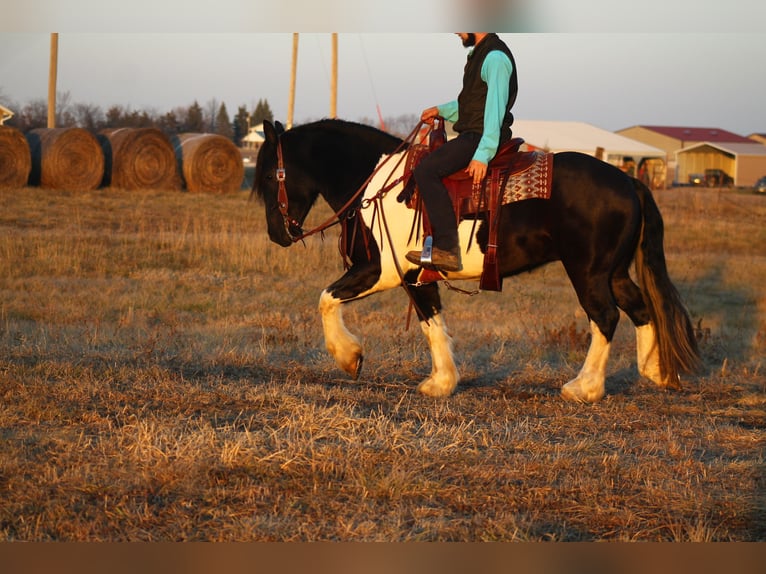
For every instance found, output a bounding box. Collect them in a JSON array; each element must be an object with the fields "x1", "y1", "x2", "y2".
[
  {"x1": 157, "y1": 110, "x2": 180, "y2": 135},
  {"x1": 251, "y1": 98, "x2": 273, "y2": 126},
  {"x1": 72, "y1": 102, "x2": 104, "y2": 131},
  {"x1": 55, "y1": 90, "x2": 75, "y2": 127},
  {"x1": 379, "y1": 113, "x2": 419, "y2": 137},
  {"x1": 16, "y1": 99, "x2": 48, "y2": 131},
  {"x1": 184, "y1": 101, "x2": 204, "y2": 133},
  {"x1": 214, "y1": 102, "x2": 233, "y2": 141},
  {"x1": 105, "y1": 105, "x2": 125, "y2": 127},
  {"x1": 204, "y1": 98, "x2": 218, "y2": 132},
  {"x1": 232, "y1": 105, "x2": 250, "y2": 147}
]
